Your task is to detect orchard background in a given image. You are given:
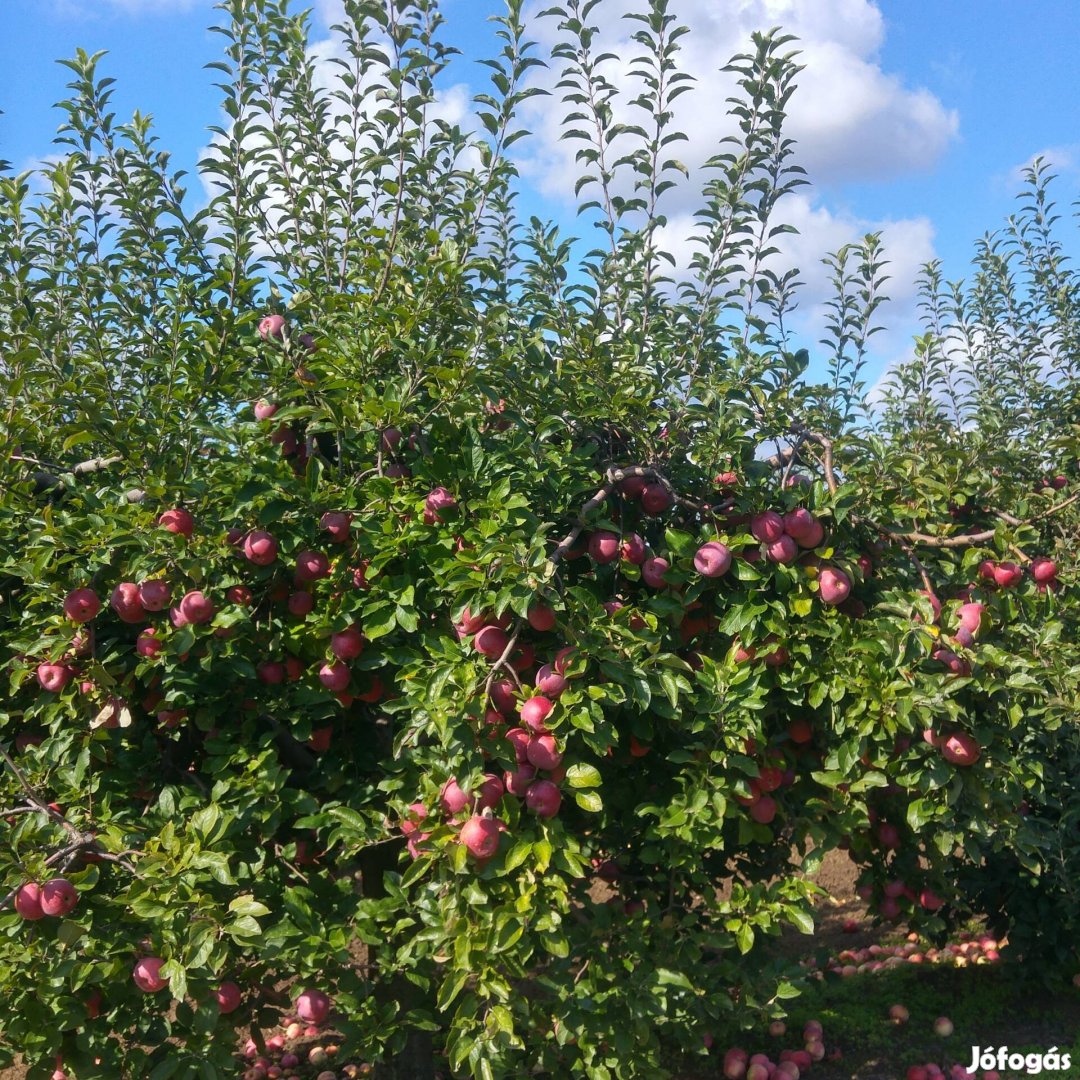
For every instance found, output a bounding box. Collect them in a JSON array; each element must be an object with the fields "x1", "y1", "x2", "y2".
[{"x1": 1, "y1": 1, "x2": 1079, "y2": 1078}]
